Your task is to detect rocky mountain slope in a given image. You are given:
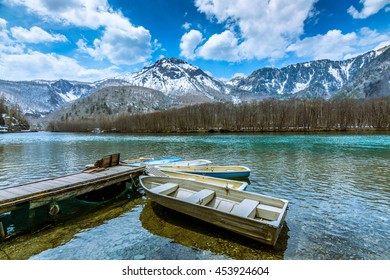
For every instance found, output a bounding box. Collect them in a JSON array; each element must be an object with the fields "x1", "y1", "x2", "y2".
[
  {"x1": 335, "y1": 46, "x2": 390, "y2": 98},
  {"x1": 229, "y1": 46, "x2": 389, "y2": 99},
  {"x1": 0, "y1": 78, "x2": 132, "y2": 119}
]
